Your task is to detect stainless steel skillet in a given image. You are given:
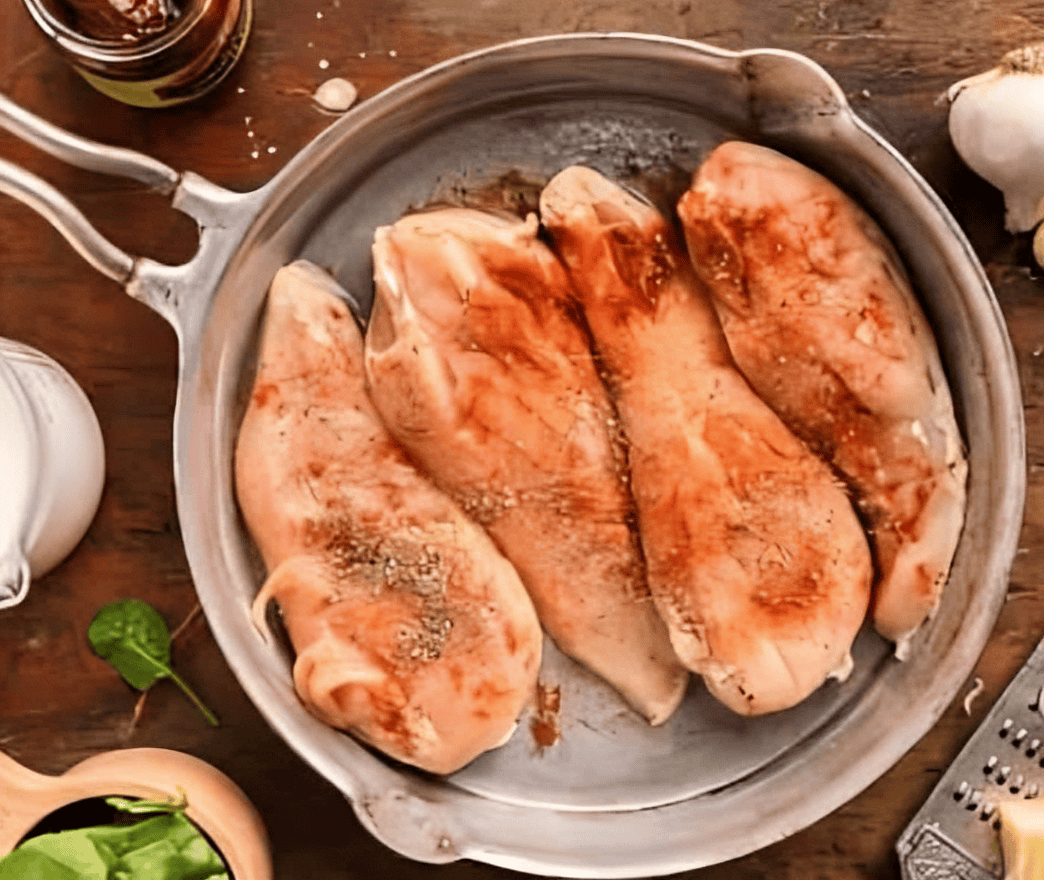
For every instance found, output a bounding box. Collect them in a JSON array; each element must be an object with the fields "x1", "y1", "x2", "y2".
[{"x1": 0, "y1": 32, "x2": 1025, "y2": 878}]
